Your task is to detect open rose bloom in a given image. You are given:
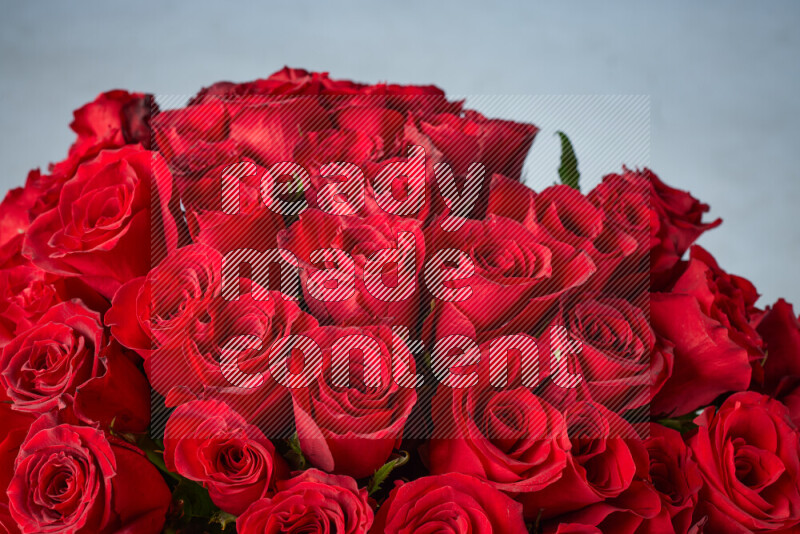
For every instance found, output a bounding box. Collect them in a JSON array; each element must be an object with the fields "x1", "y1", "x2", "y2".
[{"x1": 0, "y1": 68, "x2": 797, "y2": 533}]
